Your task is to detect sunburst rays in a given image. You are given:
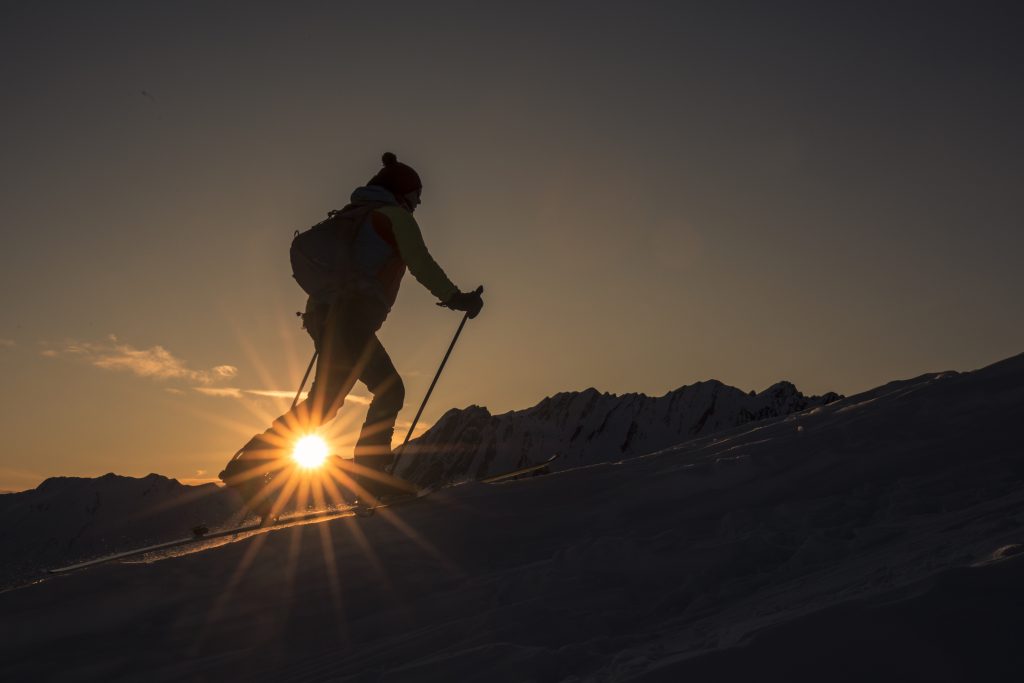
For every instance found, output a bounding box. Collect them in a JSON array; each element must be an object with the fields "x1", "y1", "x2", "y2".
[{"x1": 200, "y1": 310, "x2": 463, "y2": 645}]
